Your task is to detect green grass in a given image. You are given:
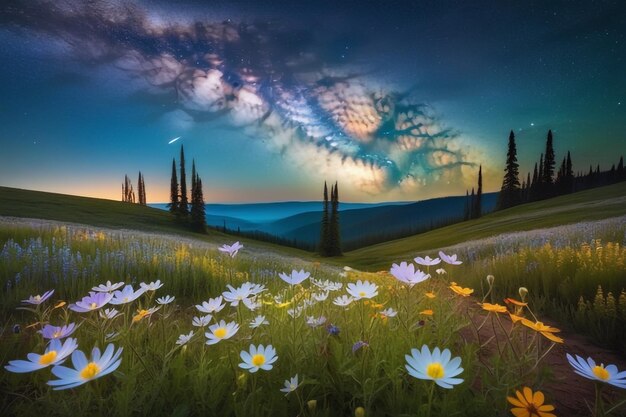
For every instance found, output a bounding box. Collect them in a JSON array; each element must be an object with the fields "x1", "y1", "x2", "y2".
[
  {"x1": 339, "y1": 182, "x2": 626, "y2": 270},
  {"x1": 0, "y1": 186, "x2": 312, "y2": 260}
]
